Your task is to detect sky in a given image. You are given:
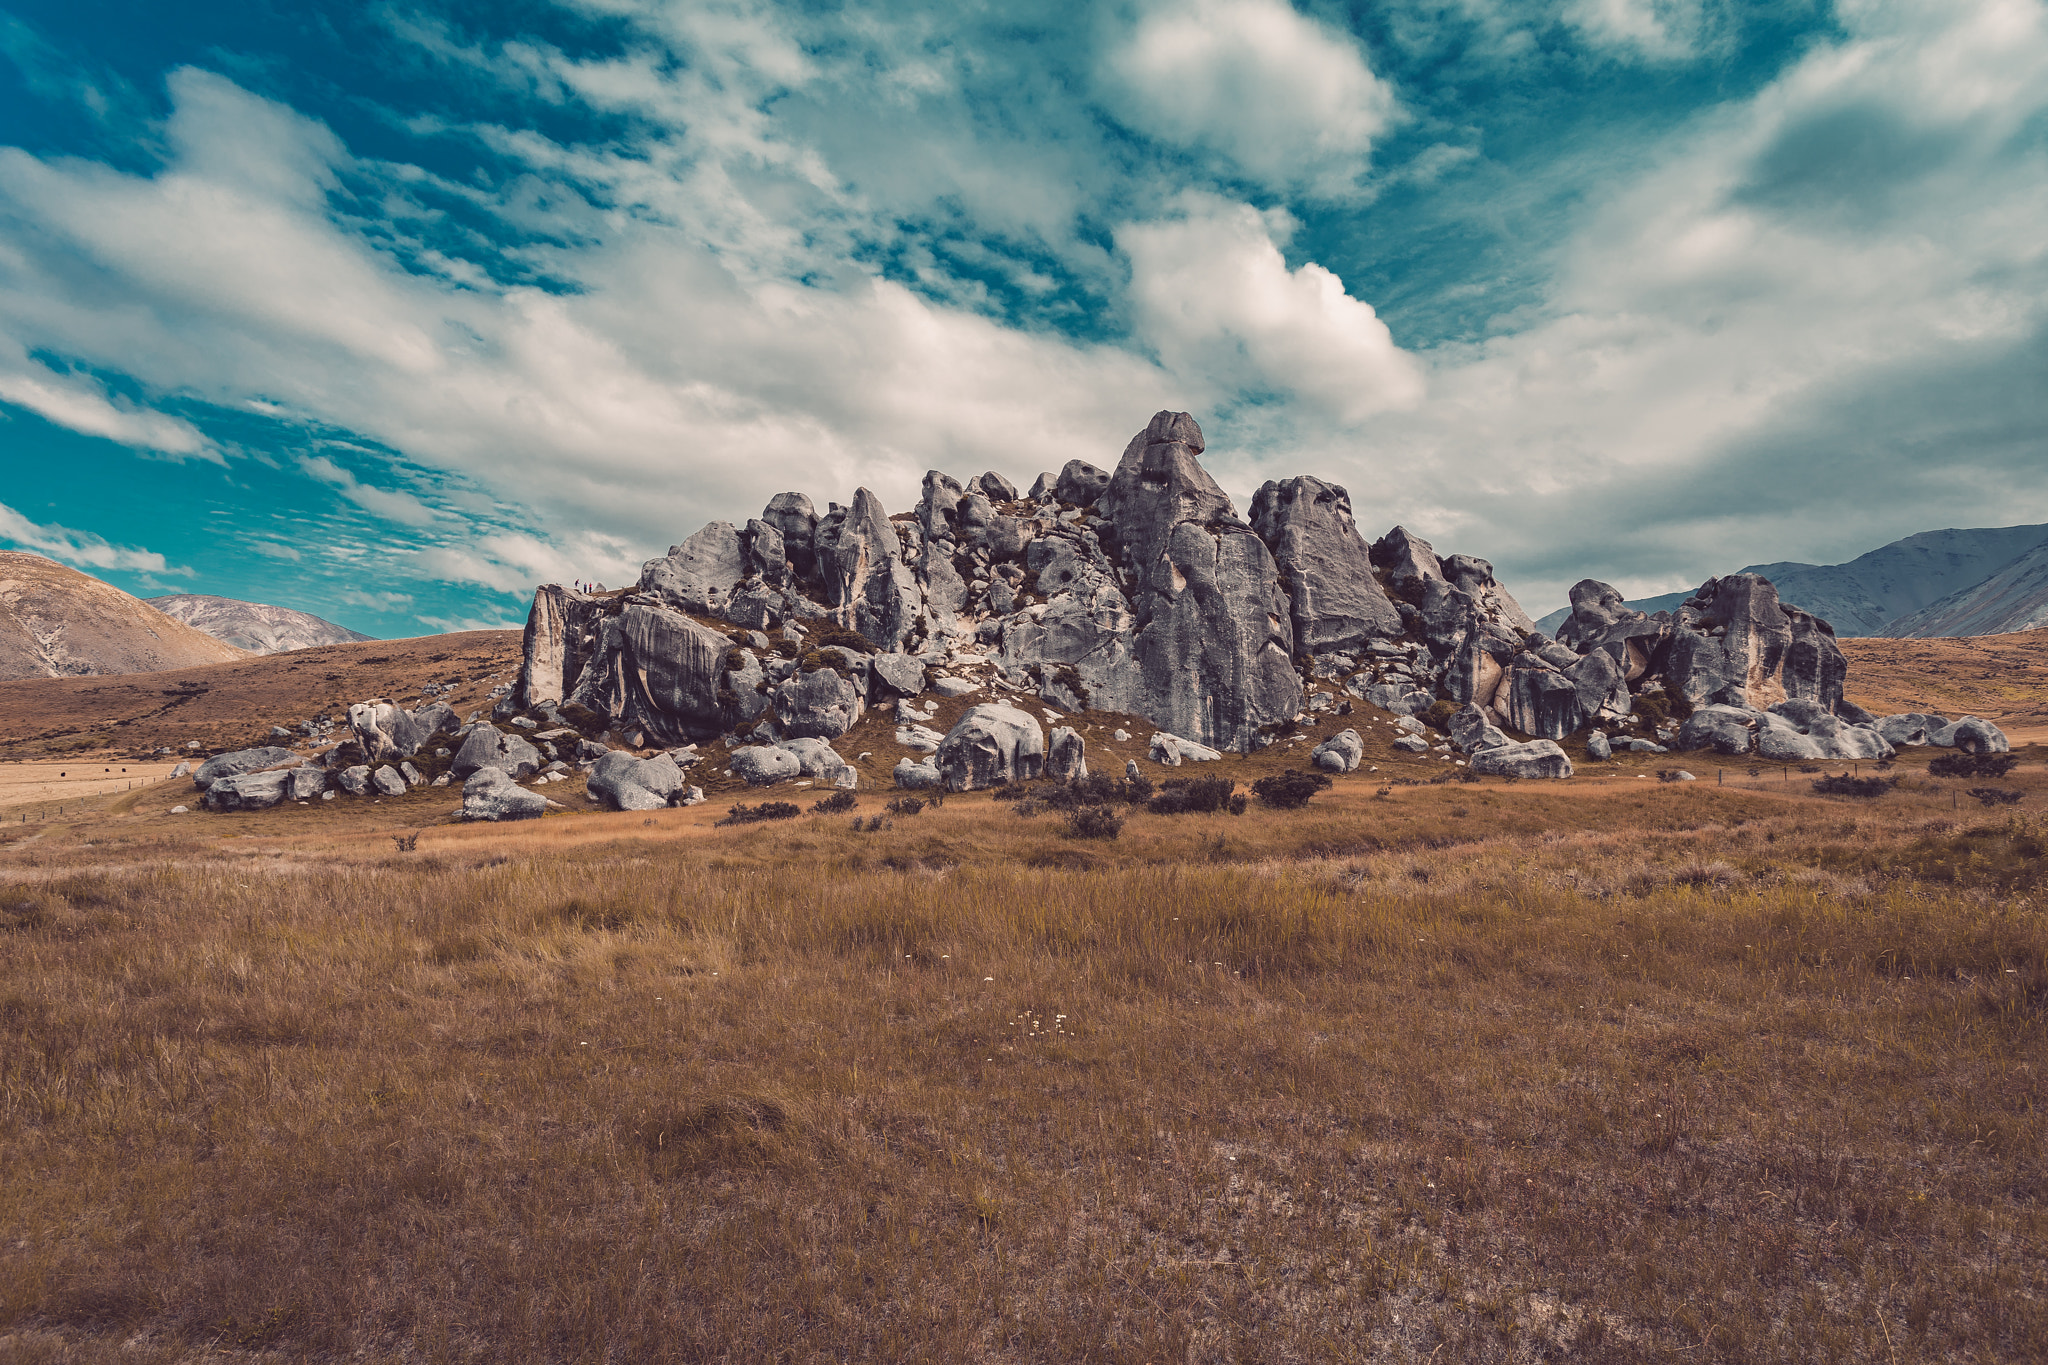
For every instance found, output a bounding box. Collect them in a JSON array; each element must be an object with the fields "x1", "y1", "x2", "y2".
[{"x1": 0, "y1": 0, "x2": 2044, "y2": 638}]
